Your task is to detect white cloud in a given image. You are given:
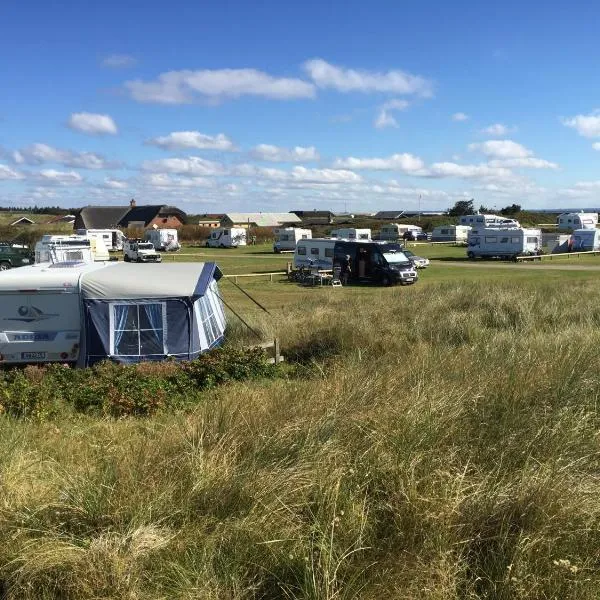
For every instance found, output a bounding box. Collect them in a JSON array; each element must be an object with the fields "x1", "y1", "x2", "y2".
[
  {"x1": 103, "y1": 177, "x2": 129, "y2": 189},
  {"x1": 488, "y1": 157, "x2": 559, "y2": 169},
  {"x1": 452, "y1": 112, "x2": 469, "y2": 122},
  {"x1": 16, "y1": 143, "x2": 119, "y2": 170},
  {"x1": 38, "y1": 169, "x2": 83, "y2": 184},
  {"x1": 289, "y1": 166, "x2": 361, "y2": 184},
  {"x1": 468, "y1": 139, "x2": 532, "y2": 159},
  {"x1": 304, "y1": 59, "x2": 433, "y2": 97},
  {"x1": 374, "y1": 99, "x2": 409, "y2": 129},
  {"x1": 562, "y1": 112, "x2": 600, "y2": 138},
  {"x1": 102, "y1": 54, "x2": 137, "y2": 68},
  {"x1": 333, "y1": 153, "x2": 425, "y2": 173},
  {"x1": 141, "y1": 156, "x2": 224, "y2": 177},
  {"x1": 143, "y1": 173, "x2": 213, "y2": 188},
  {"x1": 147, "y1": 131, "x2": 236, "y2": 151},
  {"x1": 0, "y1": 164, "x2": 22, "y2": 180},
  {"x1": 250, "y1": 144, "x2": 320, "y2": 162},
  {"x1": 68, "y1": 112, "x2": 118, "y2": 135},
  {"x1": 125, "y1": 68, "x2": 316, "y2": 104},
  {"x1": 592, "y1": 142, "x2": 600, "y2": 151},
  {"x1": 427, "y1": 162, "x2": 512, "y2": 180},
  {"x1": 481, "y1": 123, "x2": 515, "y2": 136}
]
